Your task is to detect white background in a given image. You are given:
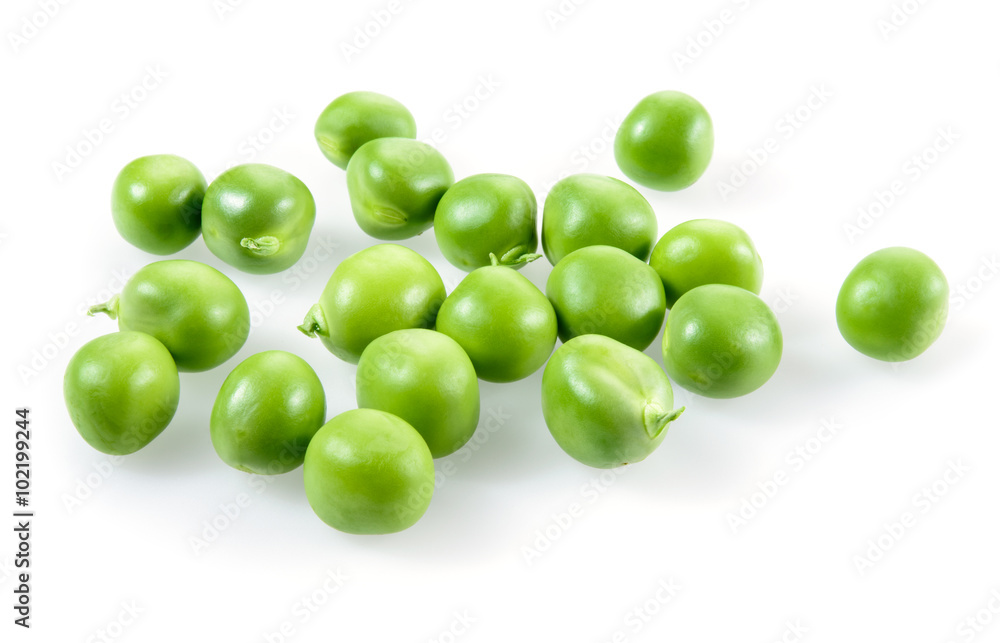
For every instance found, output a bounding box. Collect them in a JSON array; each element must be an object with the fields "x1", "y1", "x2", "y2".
[{"x1": 3, "y1": 0, "x2": 999, "y2": 640}]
